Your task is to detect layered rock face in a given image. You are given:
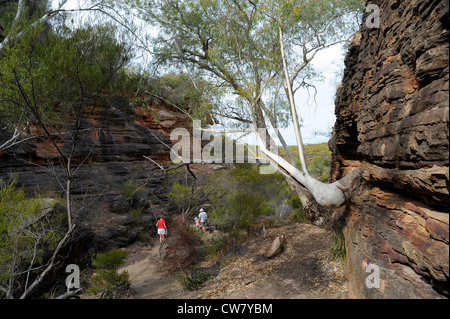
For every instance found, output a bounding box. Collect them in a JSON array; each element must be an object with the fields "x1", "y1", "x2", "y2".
[
  {"x1": 0, "y1": 95, "x2": 190, "y2": 252},
  {"x1": 330, "y1": 0, "x2": 448, "y2": 298}
]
